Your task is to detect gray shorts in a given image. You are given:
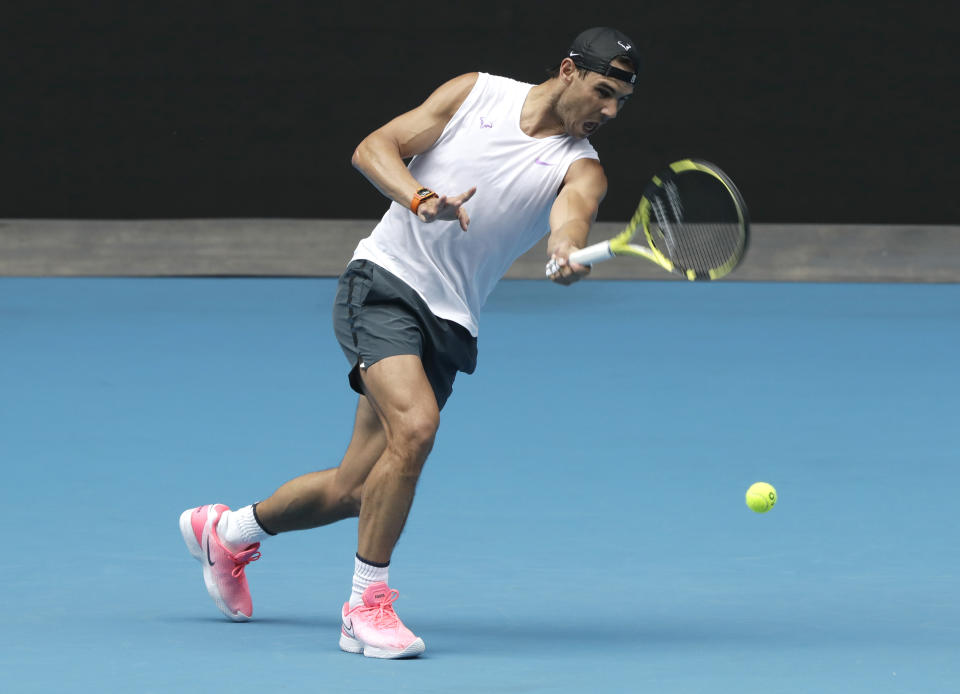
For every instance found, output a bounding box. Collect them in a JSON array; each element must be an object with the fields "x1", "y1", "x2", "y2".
[{"x1": 332, "y1": 260, "x2": 477, "y2": 410}]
